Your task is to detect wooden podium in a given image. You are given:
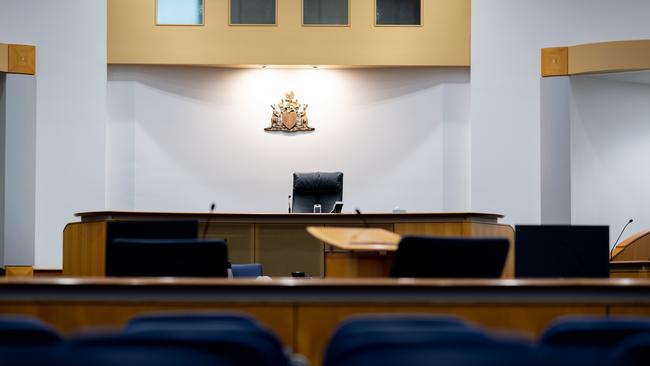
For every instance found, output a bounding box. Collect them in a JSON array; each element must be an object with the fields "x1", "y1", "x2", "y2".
[
  {"x1": 610, "y1": 229, "x2": 650, "y2": 279},
  {"x1": 307, "y1": 227, "x2": 401, "y2": 278}
]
